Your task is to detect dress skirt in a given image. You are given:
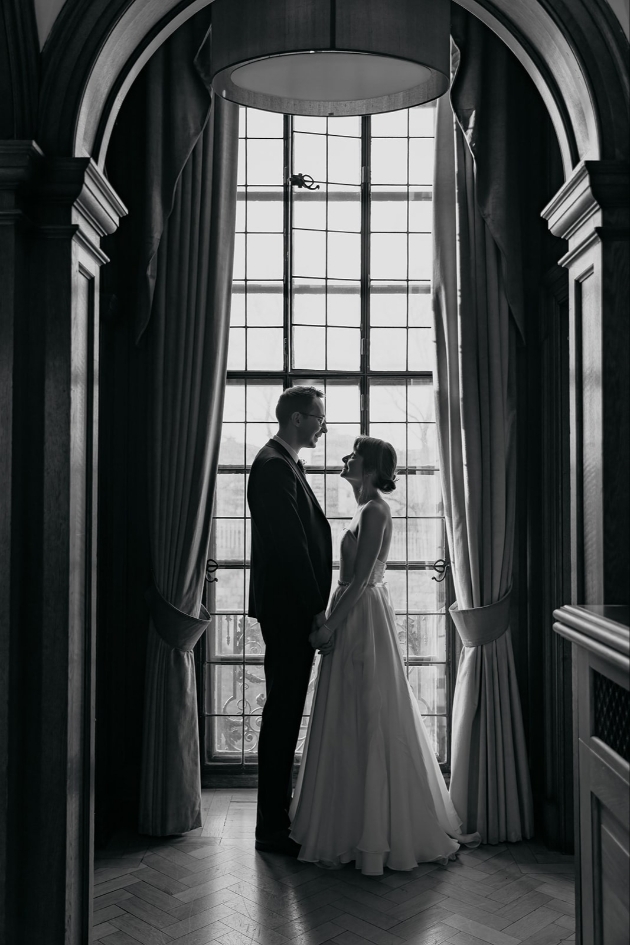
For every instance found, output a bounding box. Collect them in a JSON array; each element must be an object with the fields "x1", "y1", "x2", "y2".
[{"x1": 289, "y1": 577, "x2": 479, "y2": 875}]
